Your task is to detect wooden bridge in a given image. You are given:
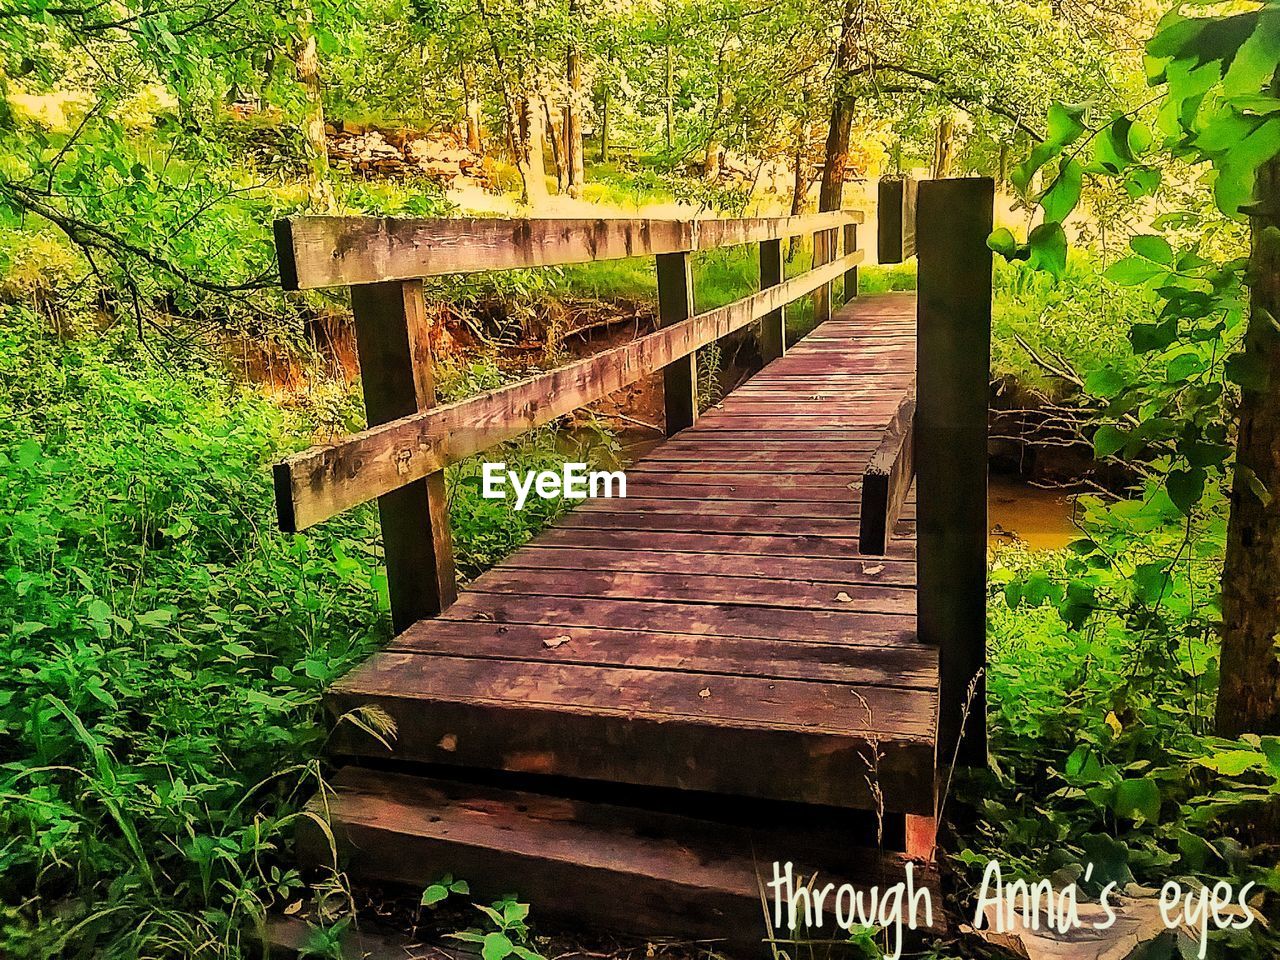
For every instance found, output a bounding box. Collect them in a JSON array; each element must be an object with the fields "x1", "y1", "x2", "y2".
[{"x1": 266, "y1": 178, "x2": 993, "y2": 954}]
